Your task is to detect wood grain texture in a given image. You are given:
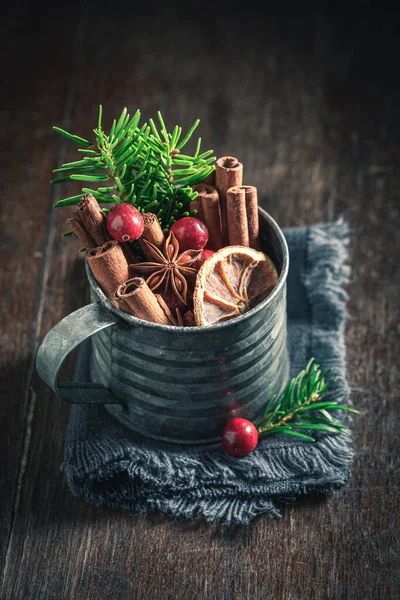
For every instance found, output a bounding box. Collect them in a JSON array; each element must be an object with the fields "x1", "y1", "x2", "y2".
[
  {"x1": 0, "y1": 4, "x2": 399, "y2": 599},
  {"x1": 0, "y1": 1, "x2": 80, "y2": 579}
]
